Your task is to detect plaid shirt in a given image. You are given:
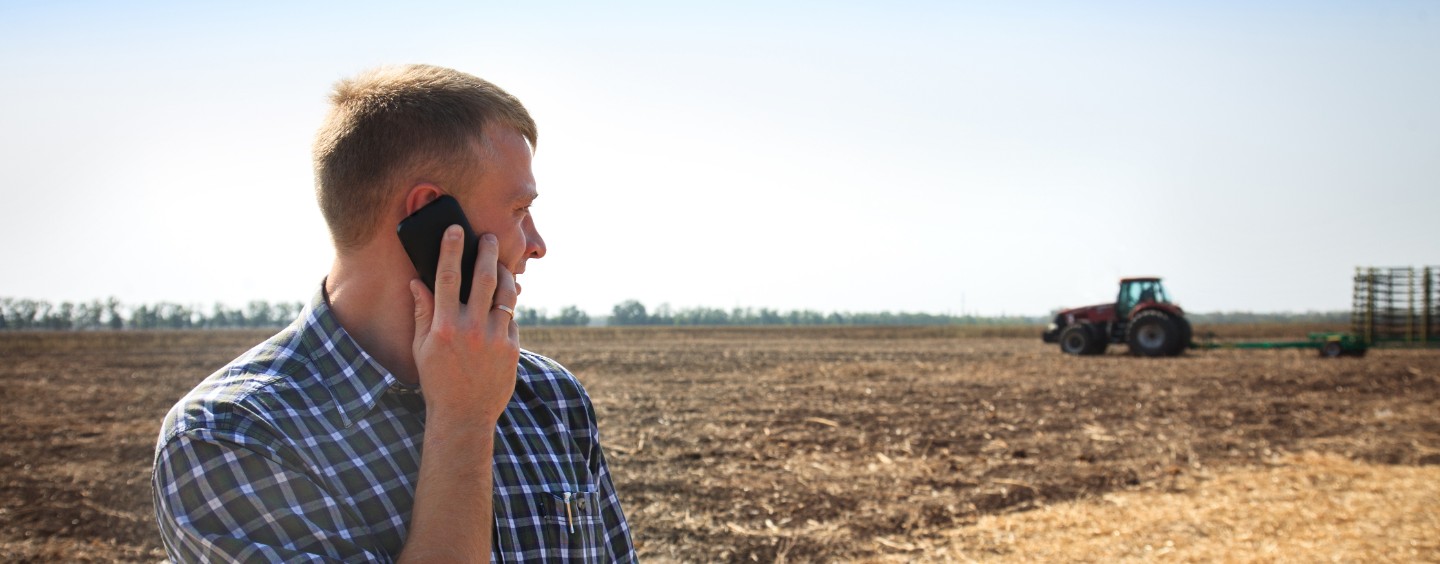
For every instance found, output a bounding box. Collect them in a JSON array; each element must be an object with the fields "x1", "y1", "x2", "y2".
[{"x1": 152, "y1": 285, "x2": 634, "y2": 562}]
